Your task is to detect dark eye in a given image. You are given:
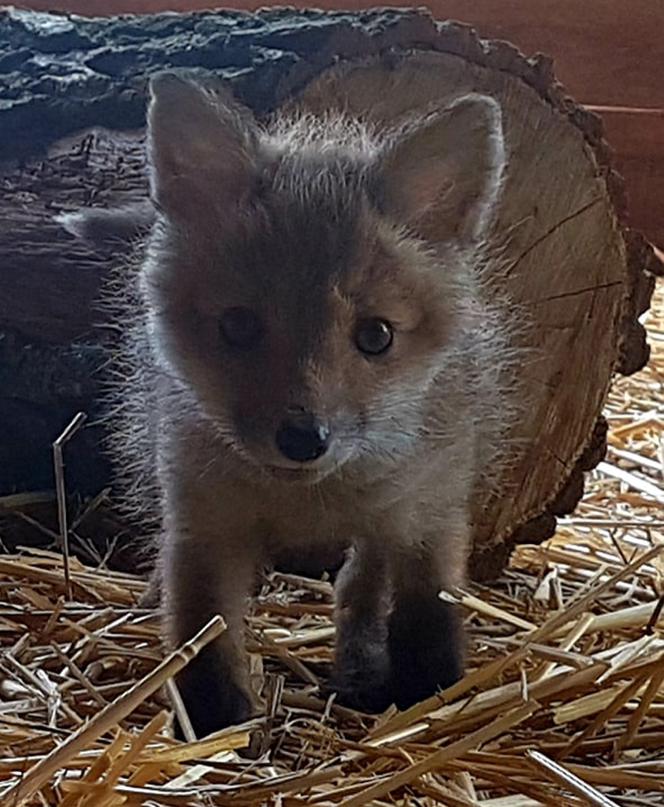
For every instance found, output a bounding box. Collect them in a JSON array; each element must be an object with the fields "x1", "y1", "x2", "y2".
[
  {"x1": 355, "y1": 318, "x2": 394, "y2": 356},
  {"x1": 220, "y1": 307, "x2": 264, "y2": 350}
]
